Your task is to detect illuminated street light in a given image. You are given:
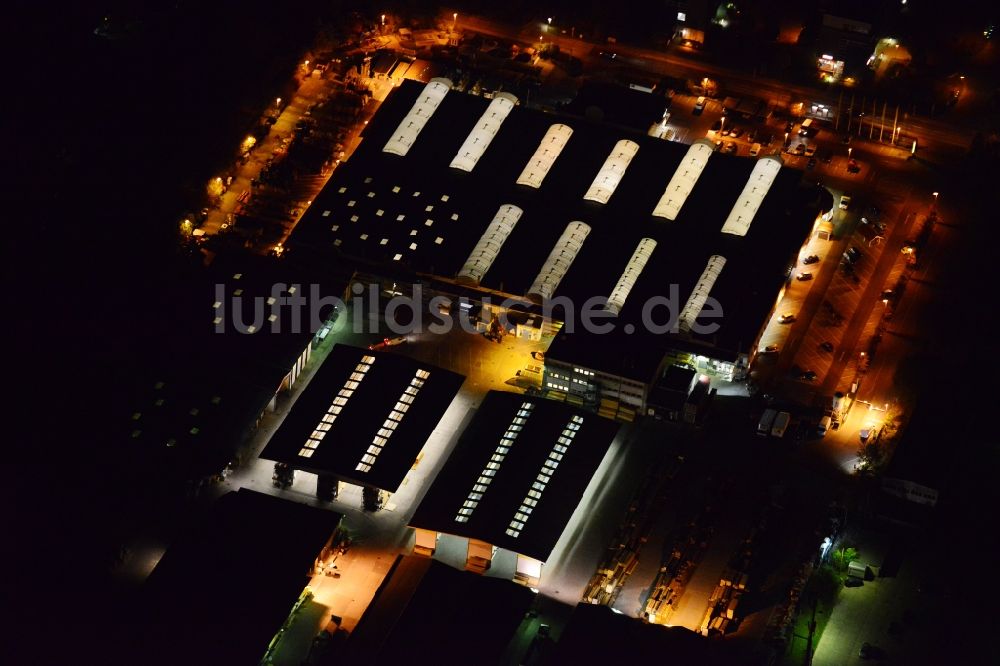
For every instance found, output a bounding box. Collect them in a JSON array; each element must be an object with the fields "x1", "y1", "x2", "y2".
[
  {"x1": 381, "y1": 14, "x2": 385, "y2": 26},
  {"x1": 848, "y1": 147, "x2": 853, "y2": 158}
]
